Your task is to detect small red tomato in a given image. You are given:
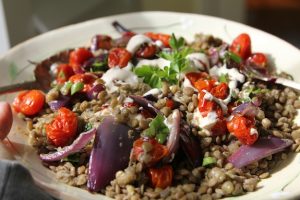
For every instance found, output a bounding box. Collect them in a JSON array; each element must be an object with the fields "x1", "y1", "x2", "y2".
[
  {"x1": 69, "y1": 73, "x2": 97, "y2": 92},
  {"x1": 46, "y1": 107, "x2": 78, "y2": 147},
  {"x1": 136, "y1": 44, "x2": 157, "y2": 58},
  {"x1": 144, "y1": 32, "x2": 171, "y2": 47},
  {"x1": 186, "y1": 72, "x2": 215, "y2": 92},
  {"x1": 166, "y1": 98, "x2": 175, "y2": 109},
  {"x1": 149, "y1": 165, "x2": 173, "y2": 189},
  {"x1": 198, "y1": 91, "x2": 215, "y2": 117},
  {"x1": 56, "y1": 64, "x2": 74, "y2": 84},
  {"x1": 108, "y1": 48, "x2": 132, "y2": 68},
  {"x1": 211, "y1": 82, "x2": 229, "y2": 100},
  {"x1": 211, "y1": 119, "x2": 227, "y2": 136},
  {"x1": 12, "y1": 90, "x2": 45, "y2": 116},
  {"x1": 227, "y1": 115, "x2": 258, "y2": 145},
  {"x1": 131, "y1": 138, "x2": 168, "y2": 166},
  {"x1": 91, "y1": 34, "x2": 112, "y2": 51},
  {"x1": 248, "y1": 53, "x2": 268, "y2": 69},
  {"x1": 229, "y1": 33, "x2": 251, "y2": 60},
  {"x1": 69, "y1": 48, "x2": 93, "y2": 72}
]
